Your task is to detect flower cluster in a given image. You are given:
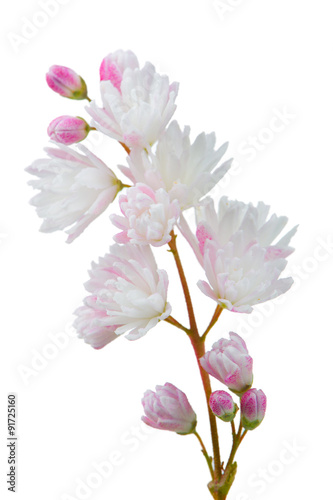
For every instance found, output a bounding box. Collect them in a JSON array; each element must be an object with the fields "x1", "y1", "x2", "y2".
[
  {"x1": 201, "y1": 332, "x2": 267, "y2": 430},
  {"x1": 27, "y1": 49, "x2": 238, "y2": 344},
  {"x1": 26, "y1": 49, "x2": 296, "y2": 500}
]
